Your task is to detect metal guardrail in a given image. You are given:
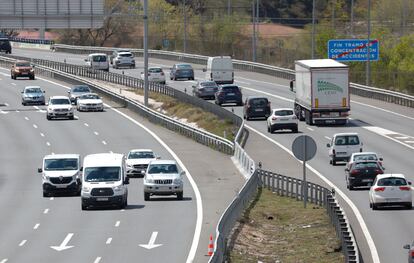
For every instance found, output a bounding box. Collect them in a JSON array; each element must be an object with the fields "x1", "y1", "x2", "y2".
[
  {"x1": 51, "y1": 43, "x2": 414, "y2": 108},
  {"x1": 232, "y1": 123, "x2": 255, "y2": 178},
  {"x1": 210, "y1": 168, "x2": 359, "y2": 263},
  {"x1": 0, "y1": 55, "x2": 235, "y2": 155},
  {"x1": 10, "y1": 37, "x2": 54, "y2": 45}
]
